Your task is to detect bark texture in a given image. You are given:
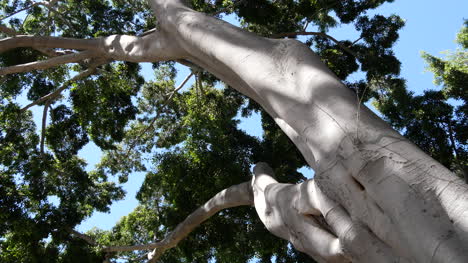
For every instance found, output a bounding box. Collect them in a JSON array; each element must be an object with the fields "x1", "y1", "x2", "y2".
[
  {"x1": 146, "y1": 1, "x2": 468, "y2": 262},
  {"x1": 1, "y1": 0, "x2": 467, "y2": 262}
]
